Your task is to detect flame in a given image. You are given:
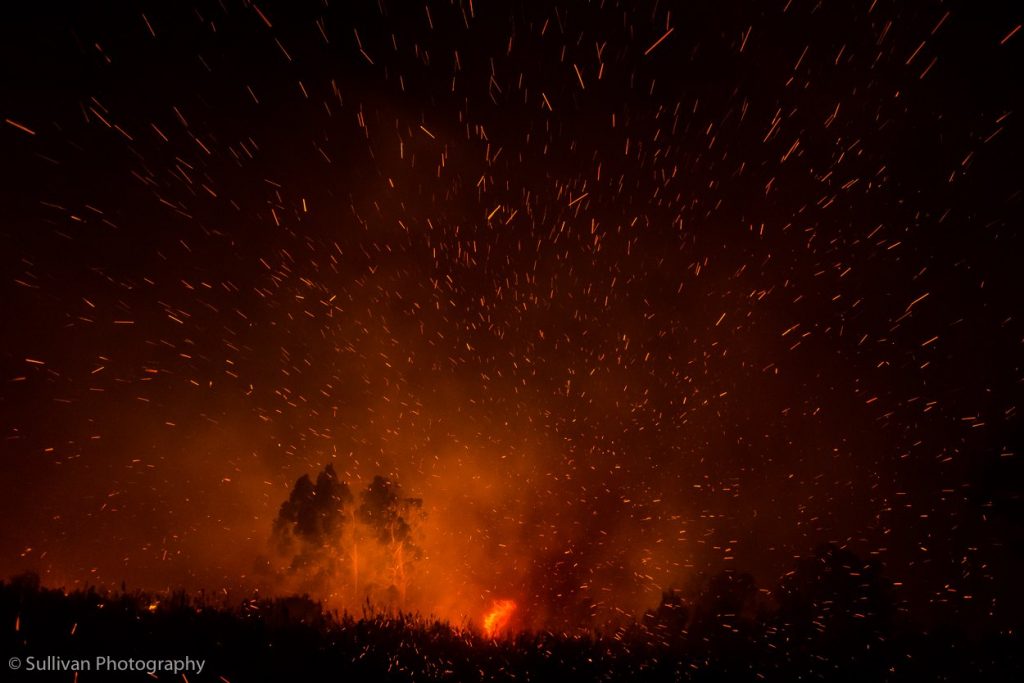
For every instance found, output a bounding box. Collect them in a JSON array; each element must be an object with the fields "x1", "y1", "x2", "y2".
[{"x1": 482, "y1": 599, "x2": 517, "y2": 638}]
